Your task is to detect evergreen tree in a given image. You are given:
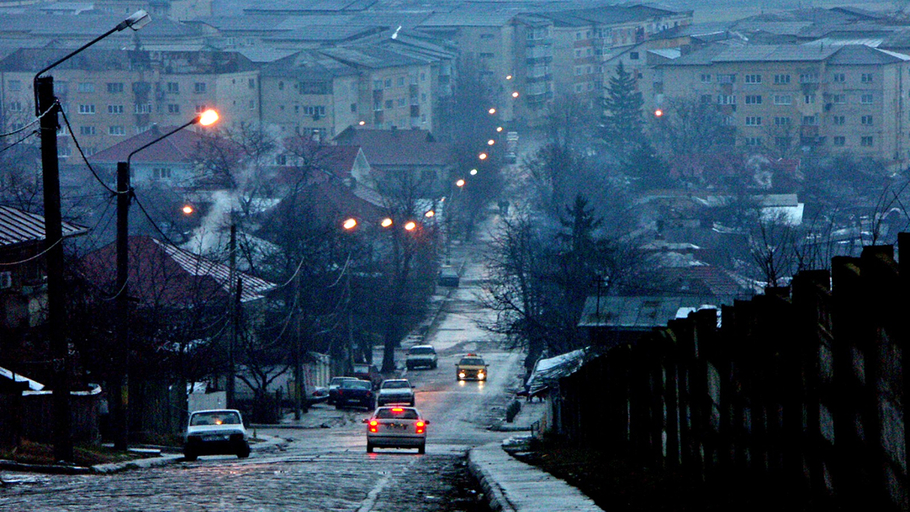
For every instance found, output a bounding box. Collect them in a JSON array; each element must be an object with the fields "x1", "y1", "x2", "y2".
[{"x1": 601, "y1": 61, "x2": 645, "y2": 163}]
